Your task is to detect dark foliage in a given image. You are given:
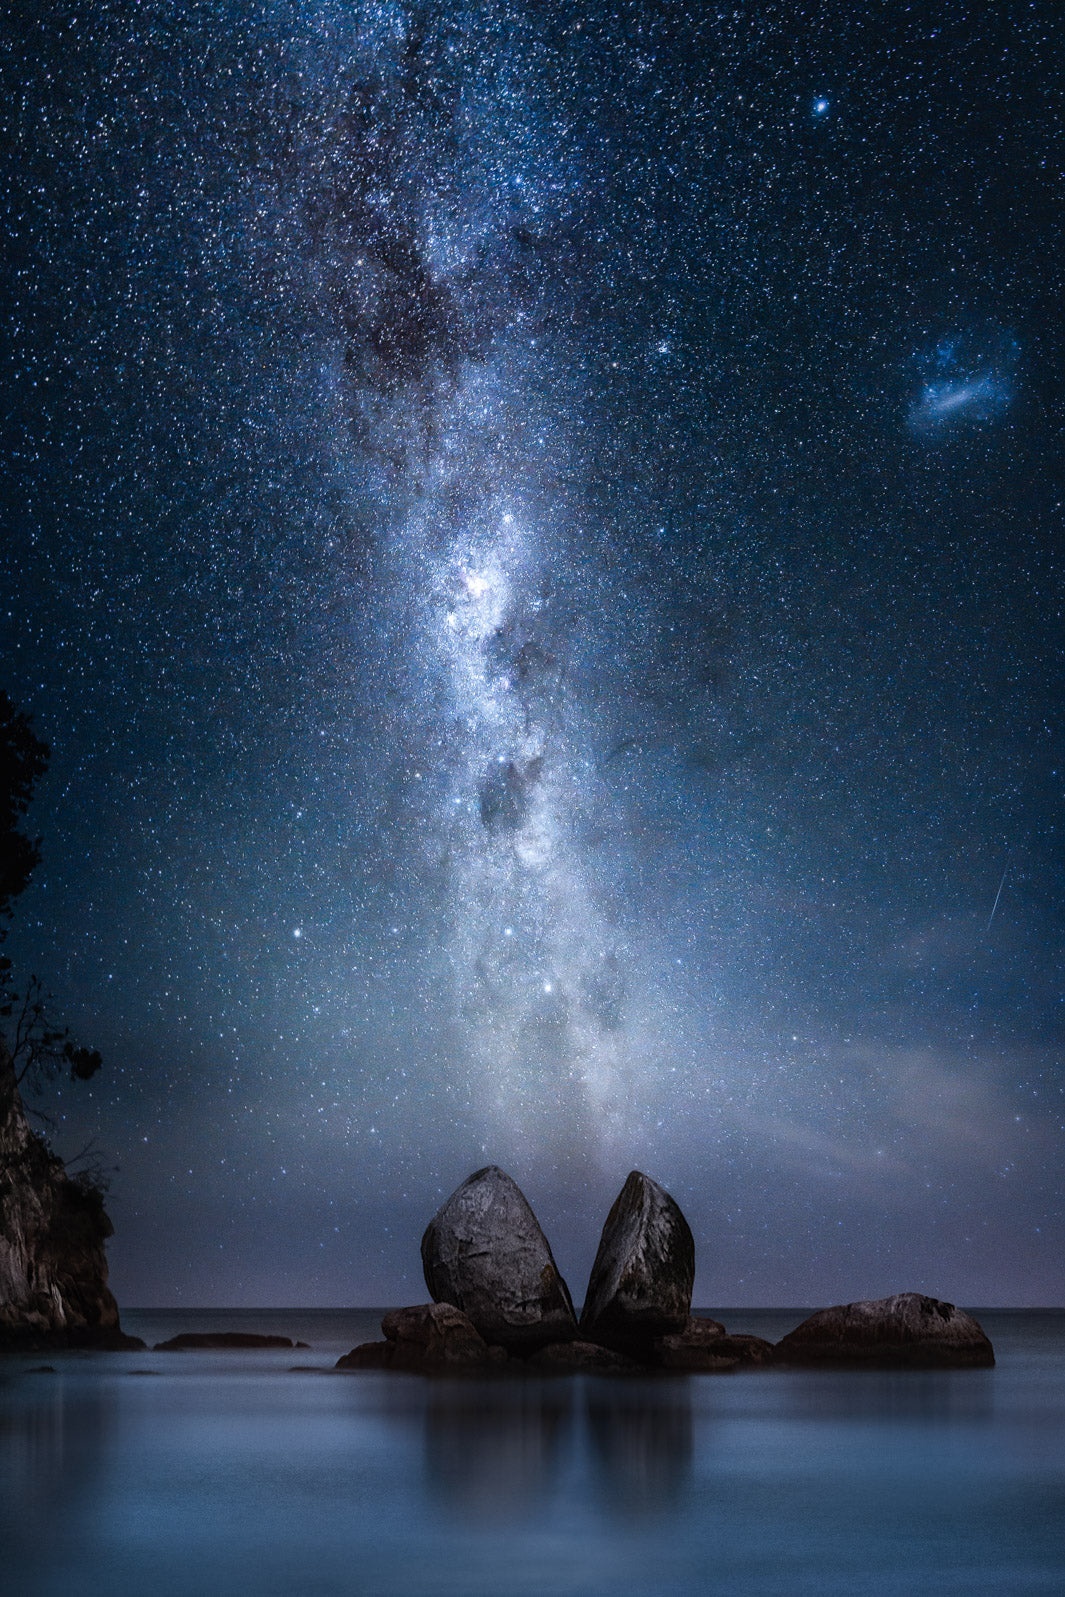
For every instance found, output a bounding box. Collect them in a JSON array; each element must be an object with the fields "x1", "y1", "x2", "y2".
[
  {"x1": 0, "y1": 689, "x2": 49, "y2": 957},
  {"x1": 0, "y1": 691, "x2": 105, "y2": 1132},
  {"x1": 6, "y1": 974, "x2": 103, "y2": 1092}
]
